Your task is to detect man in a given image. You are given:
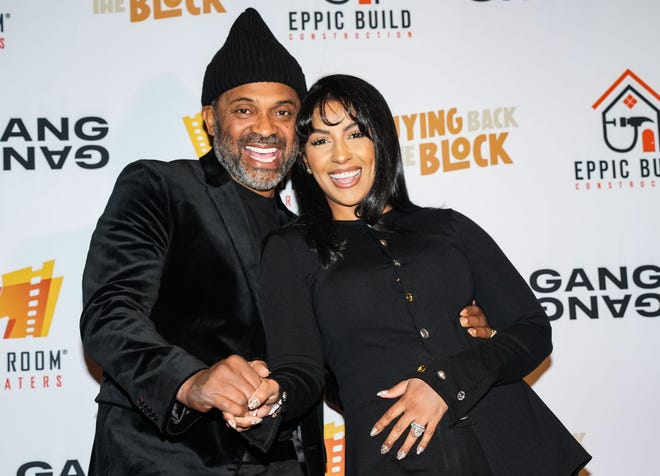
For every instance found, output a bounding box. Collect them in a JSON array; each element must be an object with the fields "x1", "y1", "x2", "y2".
[
  {"x1": 80, "y1": 7, "x2": 494, "y2": 475},
  {"x1": 81, "y1": 8, "x2": 321, "y2": 475}
]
